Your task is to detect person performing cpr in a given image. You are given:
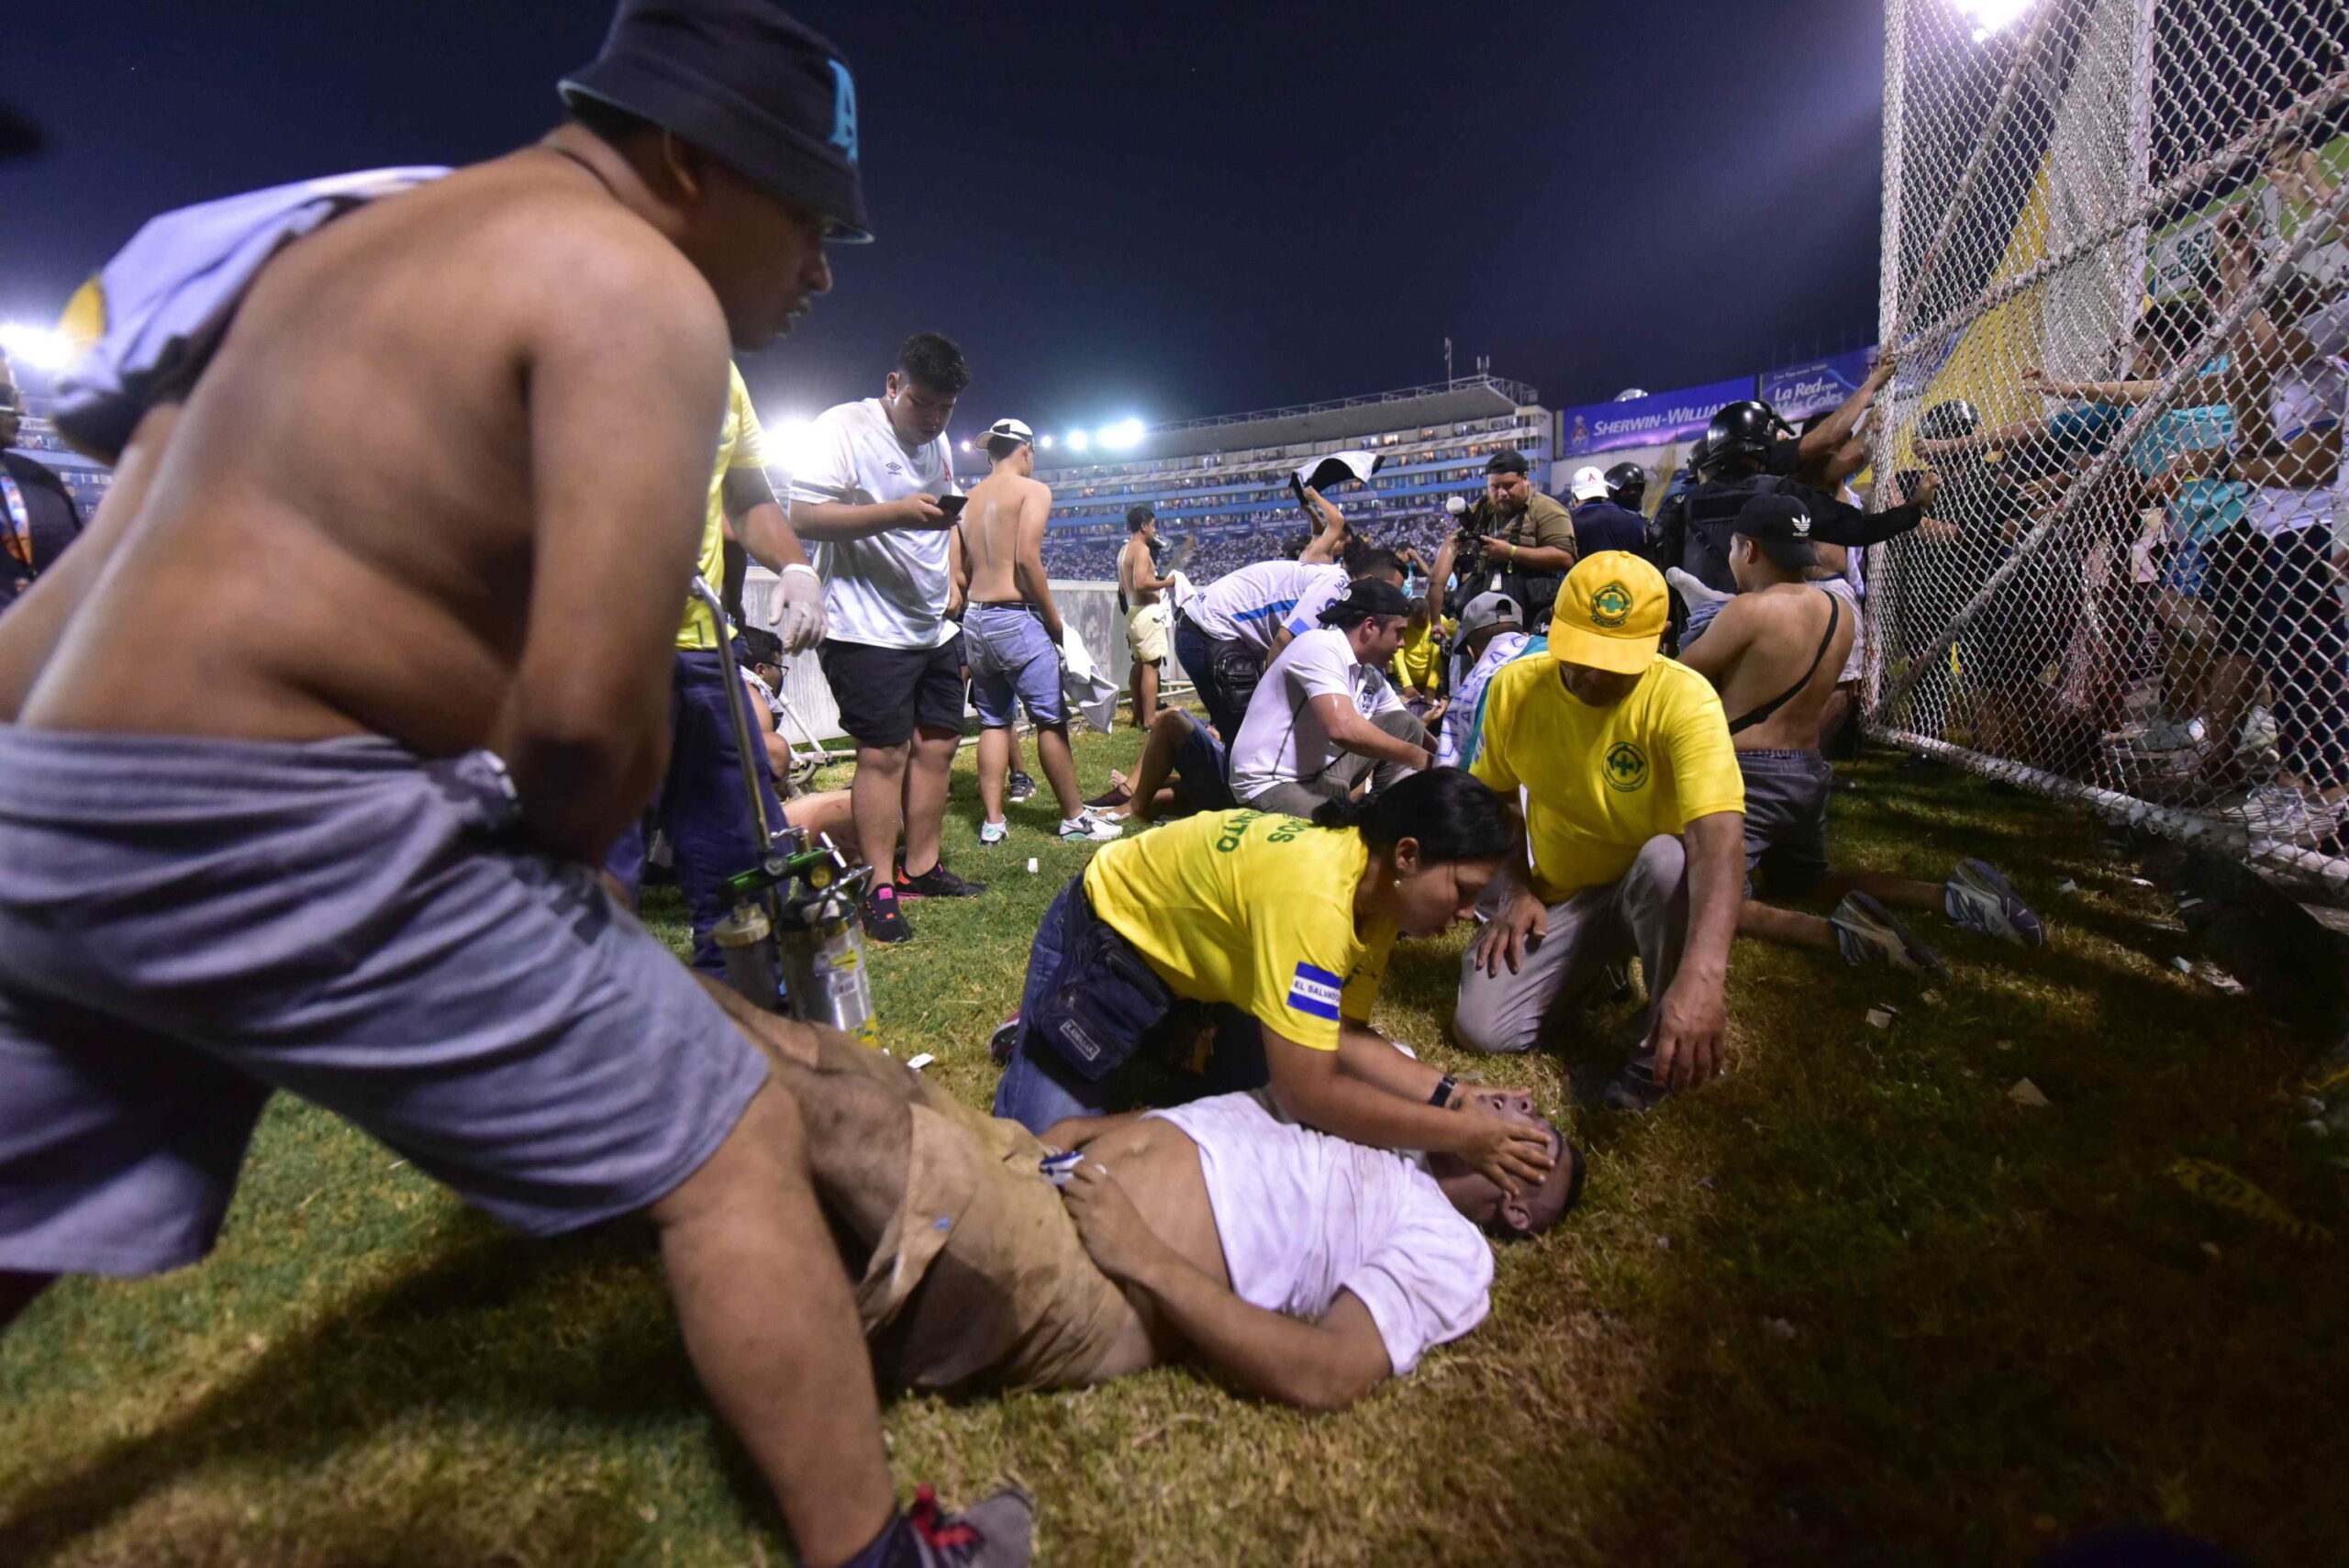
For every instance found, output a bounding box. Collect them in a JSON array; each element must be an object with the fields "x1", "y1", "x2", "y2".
[{"x1": 988, "y1": 769, "x2": 1557, "y2": 1197}]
